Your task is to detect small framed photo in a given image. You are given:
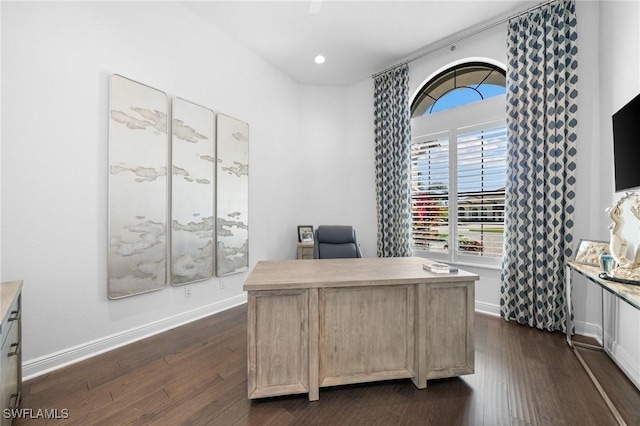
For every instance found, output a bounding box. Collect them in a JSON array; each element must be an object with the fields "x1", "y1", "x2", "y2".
[
  {"x1": 298, "y1": 225, "x2": 314, "y2": 243},
  {"x1": 574, "y1": 239, "x2": 610, "y2": 266}
]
